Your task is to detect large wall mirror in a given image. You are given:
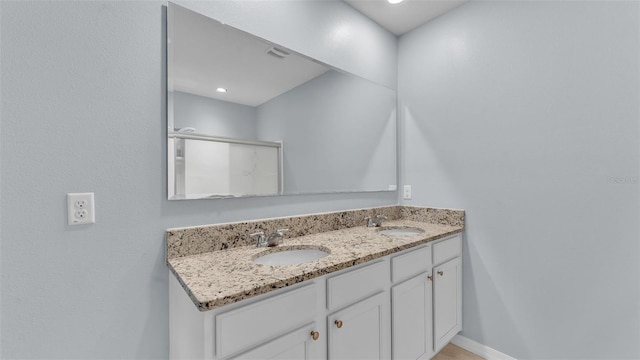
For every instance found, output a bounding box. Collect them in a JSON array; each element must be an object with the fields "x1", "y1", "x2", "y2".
[{"x1": 167, "y1": 3, "x2": 397, "y2": 200}]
